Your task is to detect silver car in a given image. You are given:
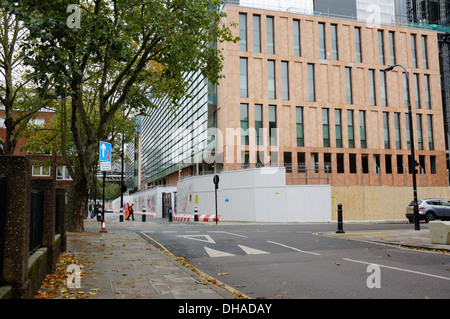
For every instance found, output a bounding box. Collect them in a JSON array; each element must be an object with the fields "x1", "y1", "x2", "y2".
[{"x1": 406, "y1": 199, "x2": 450, "y2": 223}]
